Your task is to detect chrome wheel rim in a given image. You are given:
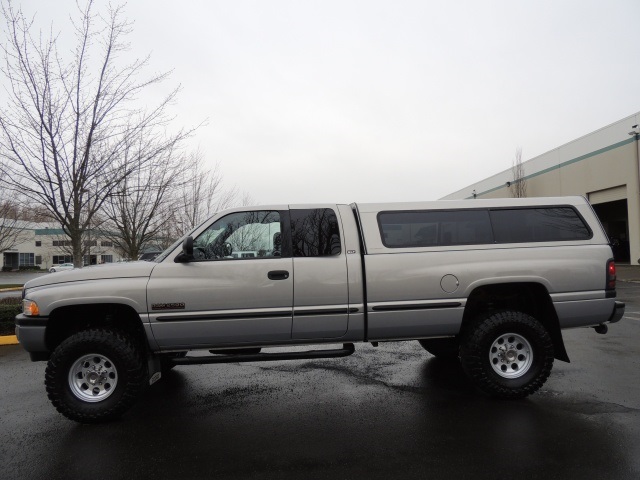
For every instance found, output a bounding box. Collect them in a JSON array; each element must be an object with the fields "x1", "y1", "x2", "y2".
[
  {"x1": 489, "y1": 333, "x2": 533, "y2": 379},
  {"x1": 68, "y1": 354, "x2": 118, "y2": 402}
]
